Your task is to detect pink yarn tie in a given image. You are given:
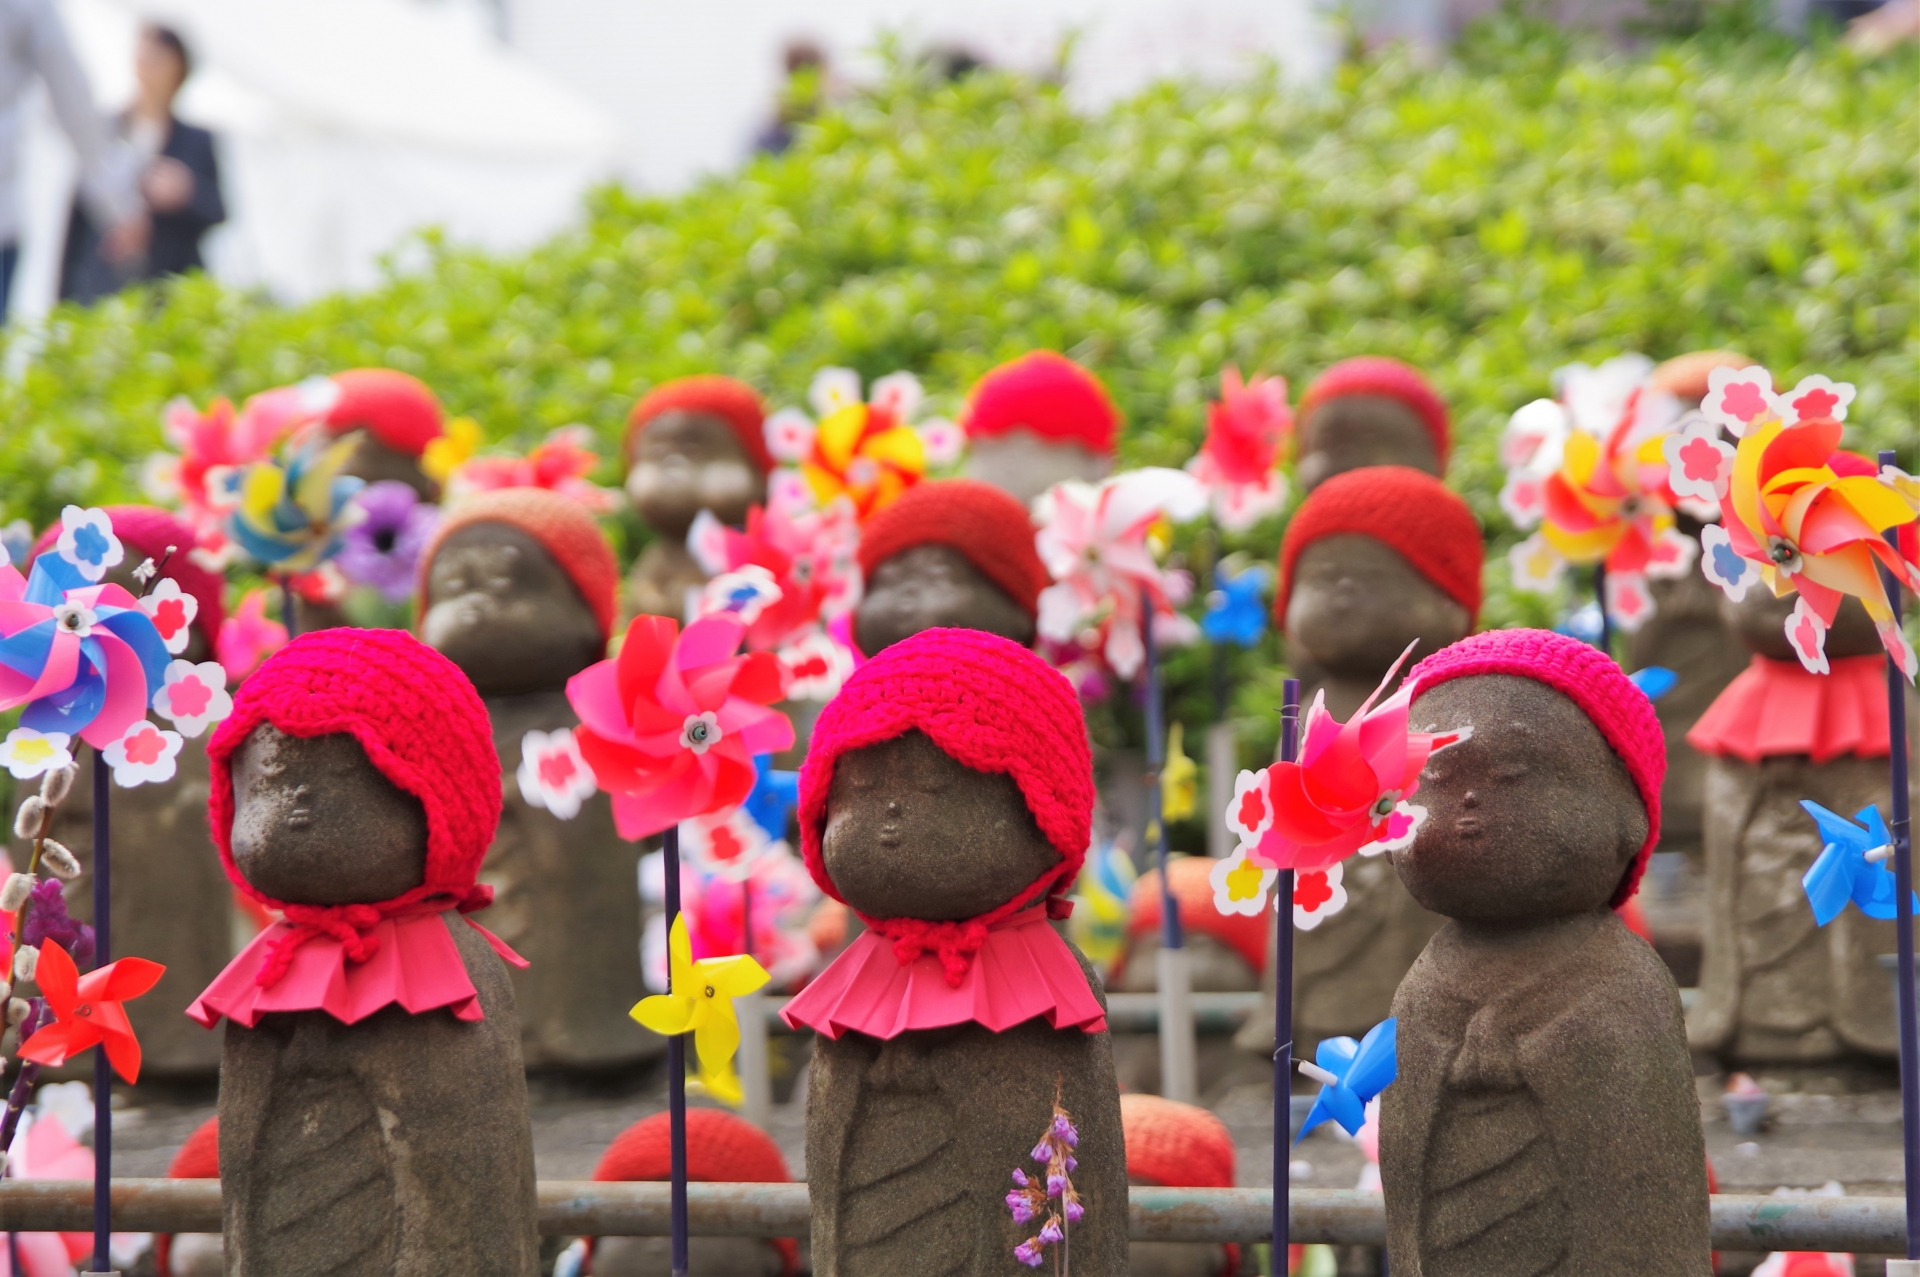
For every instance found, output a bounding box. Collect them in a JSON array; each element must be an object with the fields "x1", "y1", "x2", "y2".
[
  {"x1": 253, "y1": 884, "x2": 496, "y2": 990},
  {"x1": 869, "y1": 916, "x2": 993, "y2": 988}
]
